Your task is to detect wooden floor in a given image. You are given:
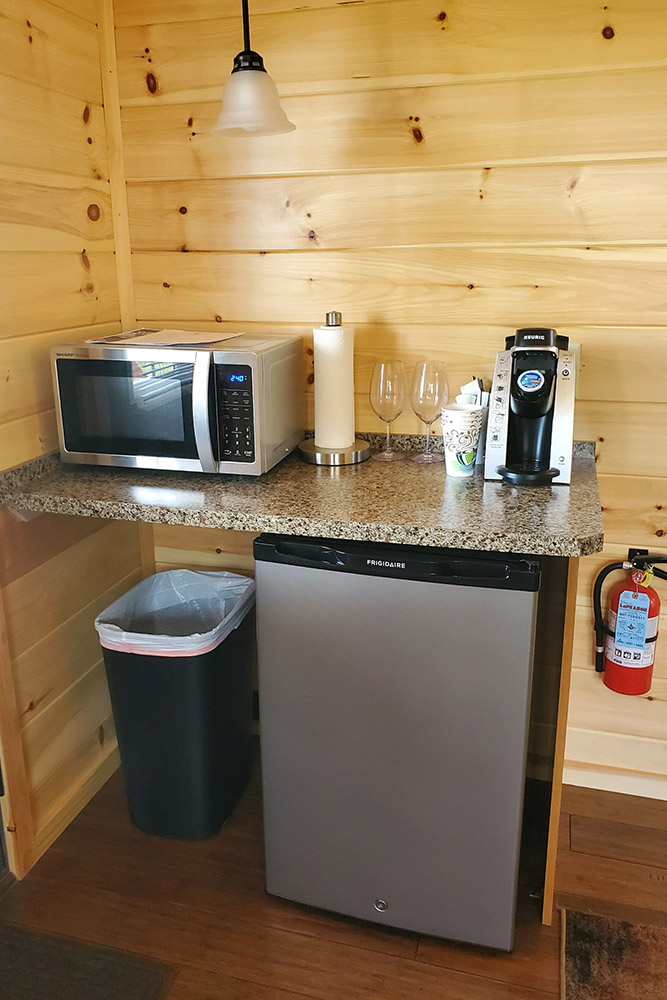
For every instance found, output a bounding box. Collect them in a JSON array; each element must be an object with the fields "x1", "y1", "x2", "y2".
[{"x1": 0, "y1": 760, "x2": 560, "y2": 999}]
